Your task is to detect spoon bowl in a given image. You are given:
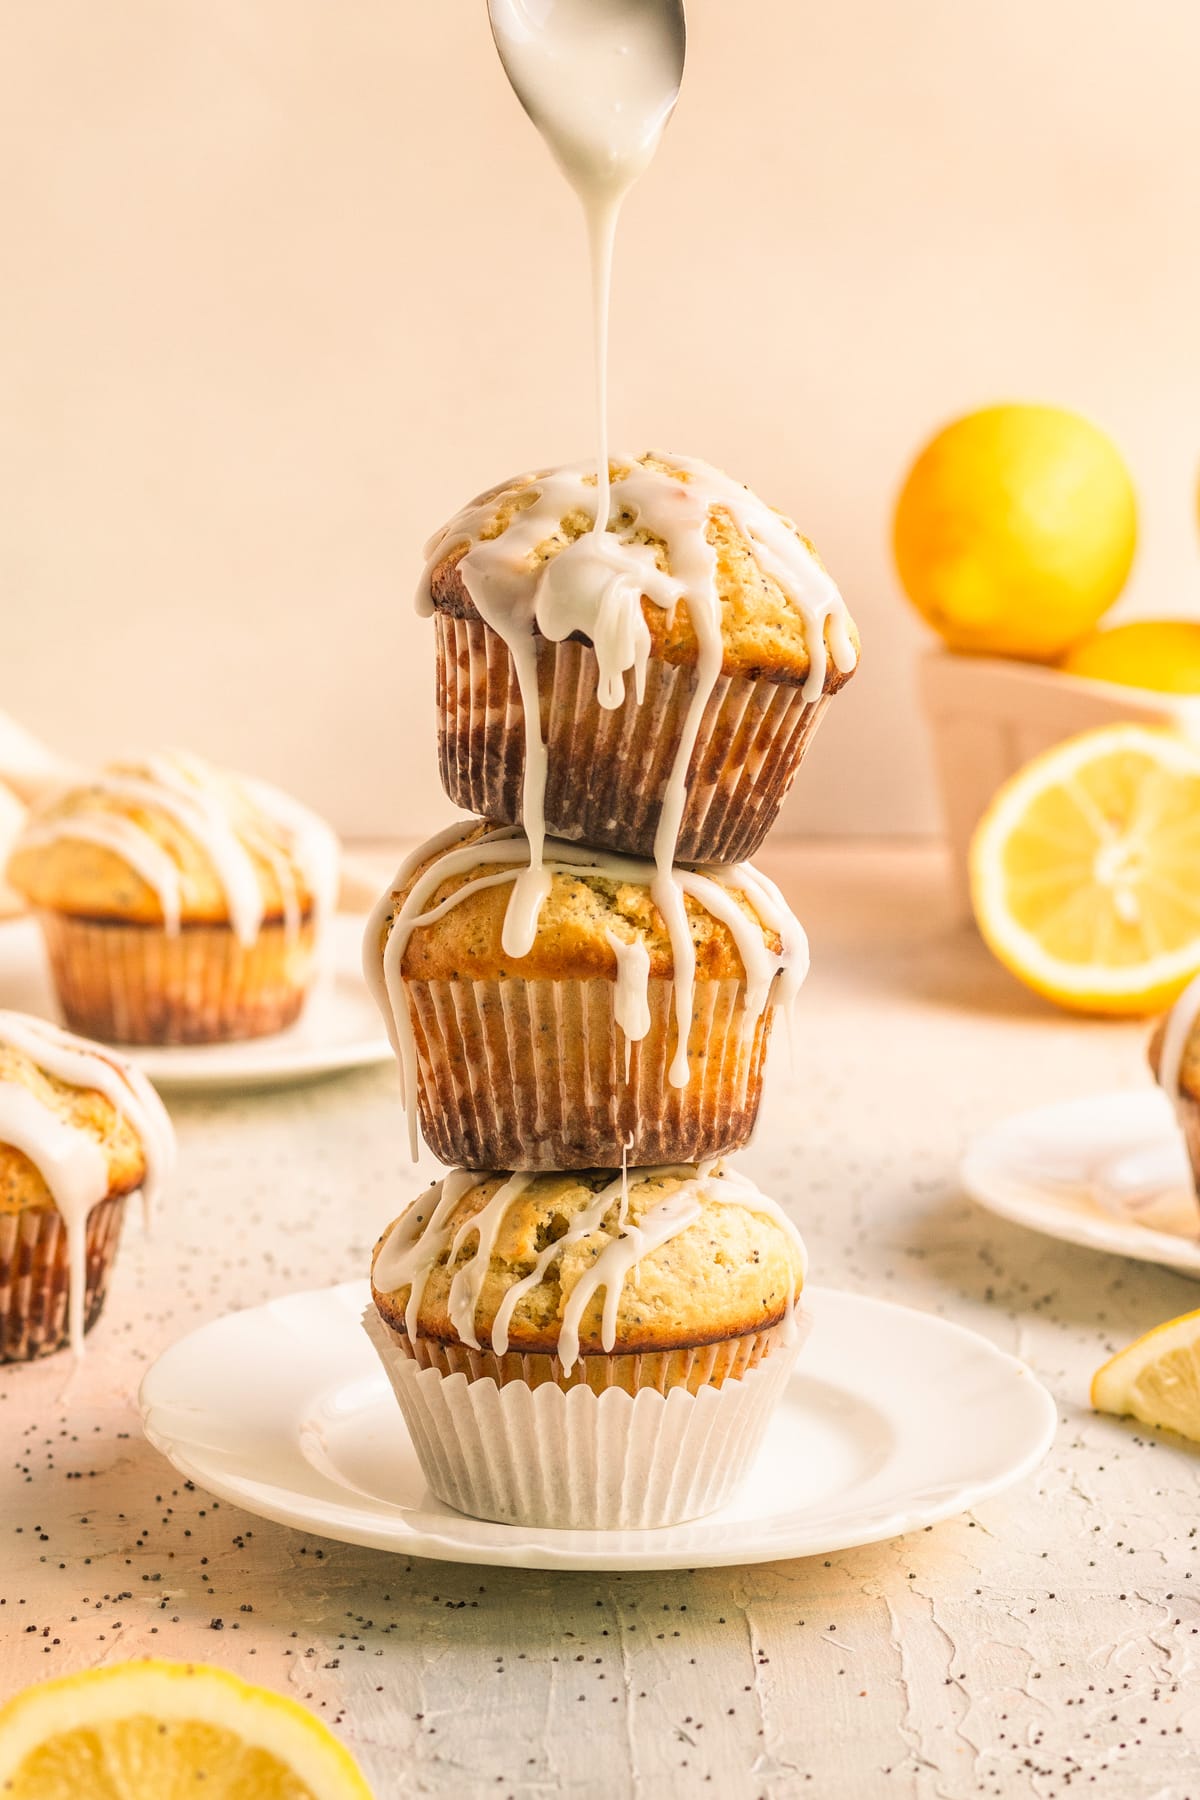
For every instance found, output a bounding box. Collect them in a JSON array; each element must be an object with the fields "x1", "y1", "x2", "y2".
[{"x1": 487, "y1": 0, "x2": 686, "y2": 194}]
